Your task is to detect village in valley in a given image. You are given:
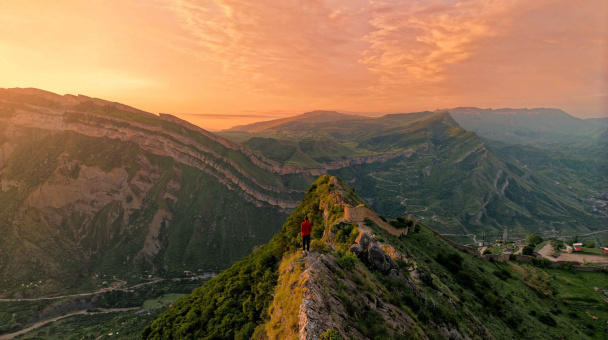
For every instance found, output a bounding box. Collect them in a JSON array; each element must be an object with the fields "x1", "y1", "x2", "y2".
[{"x1": 477, "y1": 227, "x2": 608, "y2": 268}]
